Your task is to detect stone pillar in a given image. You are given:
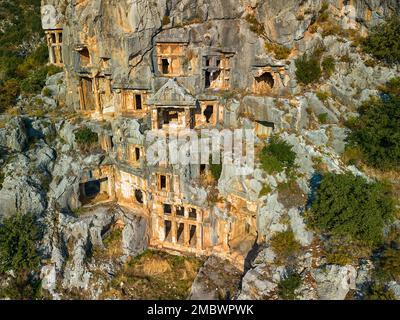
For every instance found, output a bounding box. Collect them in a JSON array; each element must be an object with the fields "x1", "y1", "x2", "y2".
[
  {"x1": 196, "y1": 223, "x2": 203, "y2": 250},
  {"x1": 93, "y1": 78, "x2": 102, "y2": 114},
  {"x1": 46, "y1": 33, "x2": 55, "y2": 64},
  {"x1": 171, "y1": 220, "x2": 177, "y2": 244},
  {"x1": 151, "y1": 109, "x2": 158, "y2": 130},
  {"x1": 158, "y1": 217, "x2": 165, "y2": 241},
  {"x1": 222, "y1": 221, "x2": 230, "y2": 251},
  {"x1": 184, "y1": 223, "x2": 190, "y2": 246}
]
